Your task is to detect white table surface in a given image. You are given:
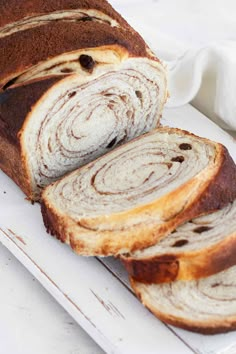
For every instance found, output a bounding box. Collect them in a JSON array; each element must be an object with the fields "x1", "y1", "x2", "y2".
[{"x1": 0, "y1": 243, "x2": 104, "y2": 354}]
